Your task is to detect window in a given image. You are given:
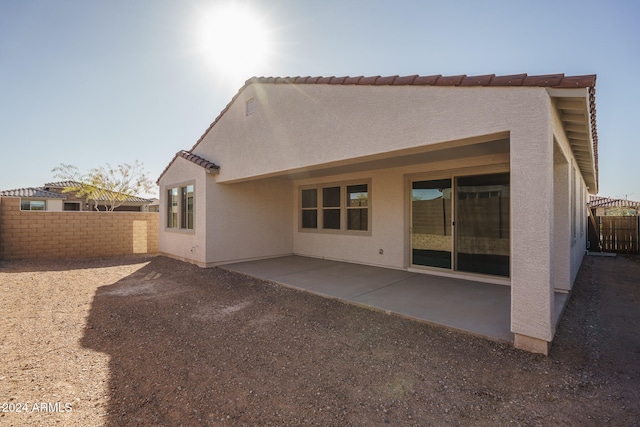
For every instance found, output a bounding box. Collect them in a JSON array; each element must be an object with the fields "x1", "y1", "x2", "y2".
[
  {"x1": 181, "y1": 185, "x2": 194, "y2": 229},
  {"x1": 63, "y1": 202, "x2": 80, "y2": 211},
  {"x1": 301, "y1": 188, "x2": 318, "y2": 228},
  {"x1": 347, "y1": 184, "x2": 368, "y2": 231},
  {"x1": 300, "y1": 181, "x2": 370, "y2": 233},
  {"x1": 322, "y1": 186, "x2": 341, "y2": 230},
  {"x1": 167, "y1": 188, "x2": 179, "y2": 229},
  {"x1": 167, "y1": 184, "x2": 194, "y2": 230},
  {"x1": 21, "y1": 200, "x2": 45, "y2": 211}
]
